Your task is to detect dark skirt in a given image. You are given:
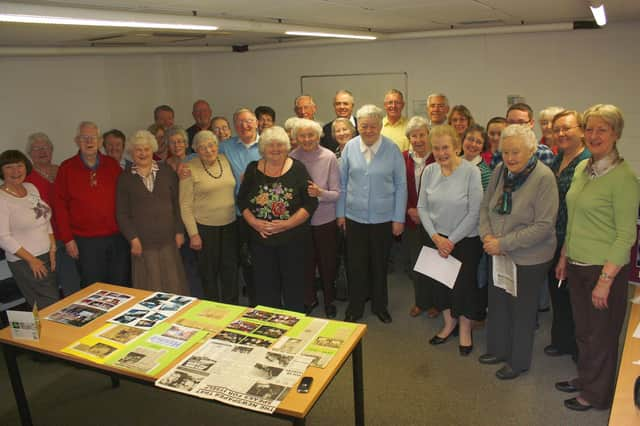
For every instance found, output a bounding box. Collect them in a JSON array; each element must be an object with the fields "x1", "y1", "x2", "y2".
[{"x1": 132, "y1": 243, "x2": 189, "y2": 295}]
